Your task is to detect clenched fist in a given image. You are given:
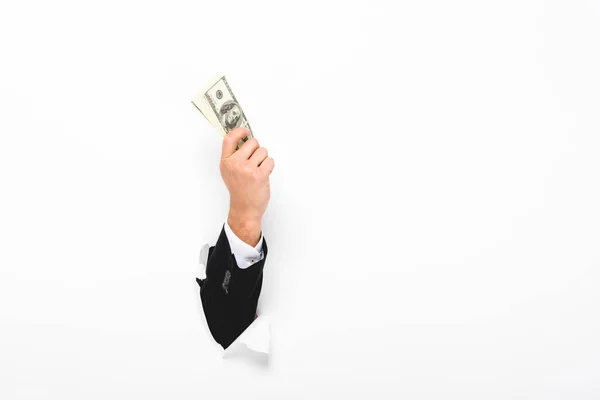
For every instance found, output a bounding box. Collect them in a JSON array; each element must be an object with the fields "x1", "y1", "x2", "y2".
[{"x1": 220, "y1": 128, "x2": 274, "y2": 247}]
